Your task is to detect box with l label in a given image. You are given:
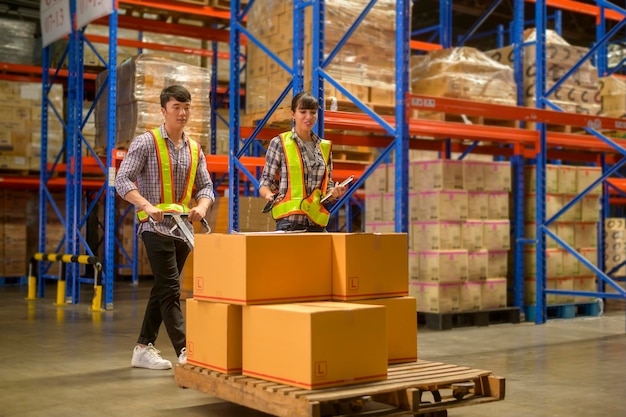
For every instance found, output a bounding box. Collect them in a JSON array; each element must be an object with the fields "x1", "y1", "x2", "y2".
[
  {"x1": 242, "y1": 302, "x2": 387, "y2": 389},
  {"x1": 194, "y1": 233, "x2": 332, "y2": 305},
  {"x1": 185, "y1": 298, "x2": 242, "y2": 374},
  {"x1": 330, "y1": 233, "x2": 408, "y2": 301}
]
